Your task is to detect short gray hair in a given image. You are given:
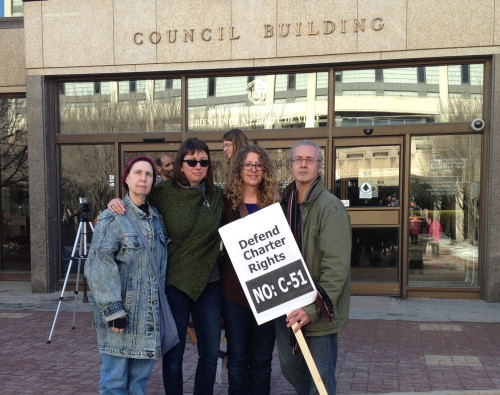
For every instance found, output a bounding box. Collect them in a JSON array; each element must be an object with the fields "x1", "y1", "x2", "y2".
[{"x1": 290, "y1": 140, "x2": 323, "y2": 162}]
